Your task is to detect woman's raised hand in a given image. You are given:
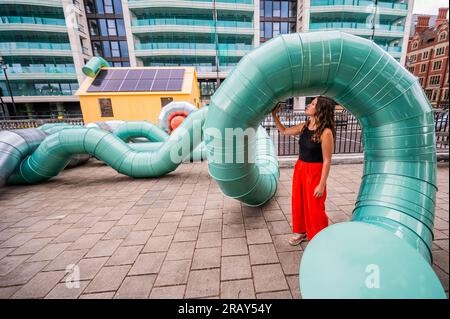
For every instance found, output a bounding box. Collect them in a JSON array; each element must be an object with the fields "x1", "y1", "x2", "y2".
[{"x1": 271, "y1": 104, "x2": 282, "y2": 116}]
